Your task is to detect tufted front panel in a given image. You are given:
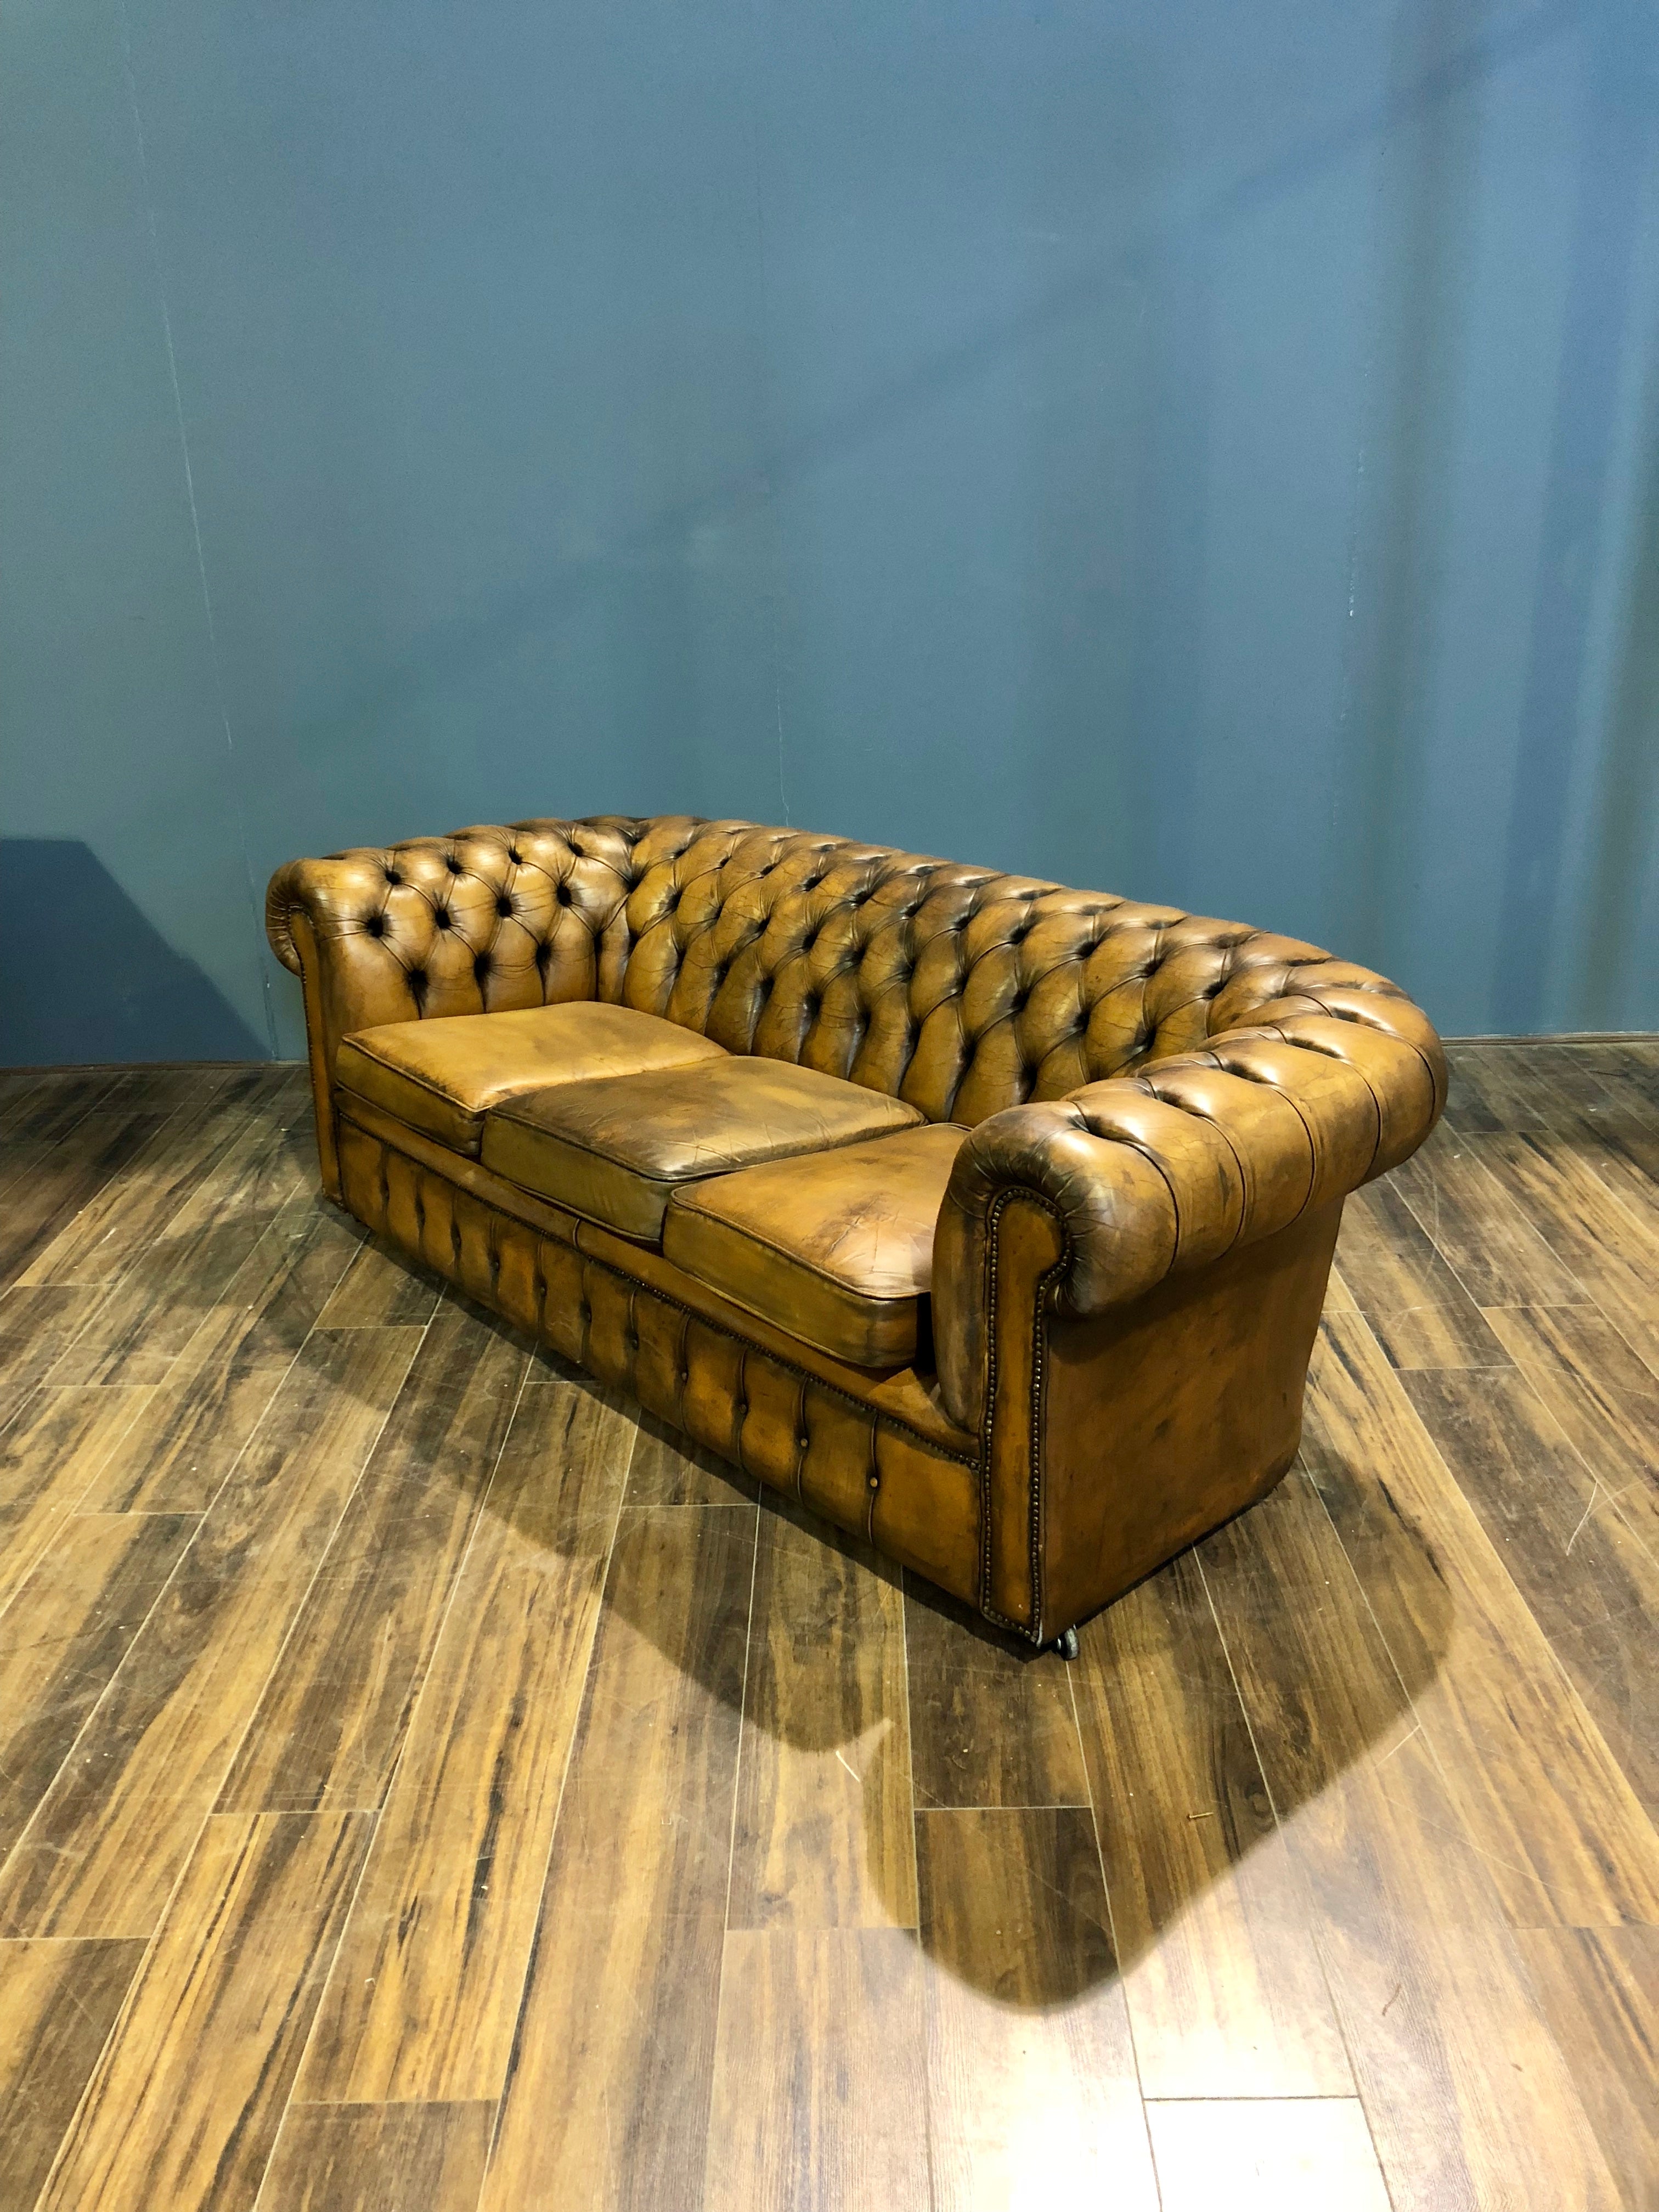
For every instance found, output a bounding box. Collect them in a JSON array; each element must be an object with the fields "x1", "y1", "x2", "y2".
[
  {"x1": 269, "y1": 814, "x2": 1442, "y2": 1137},
  {"x1": 335, "y1": 1116, "x2": 983, "y2": 1607}
]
